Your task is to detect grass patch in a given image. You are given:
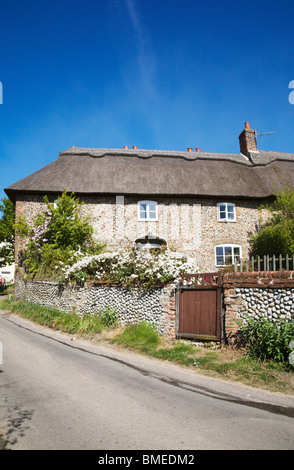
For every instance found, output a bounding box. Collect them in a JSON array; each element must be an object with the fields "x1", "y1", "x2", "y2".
[
  {"x1": 112, "y1": 321, "x2": 294, "y2": 394},
  {"x1": 0, "y1": 297, "x2": 114, "y2": 336},
  {"x1": 112, "y1": 321, "x2": 160, "y2": 354},
  {"x1": 1, "y1": 298, "x2": 293, "y2": 394}
]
